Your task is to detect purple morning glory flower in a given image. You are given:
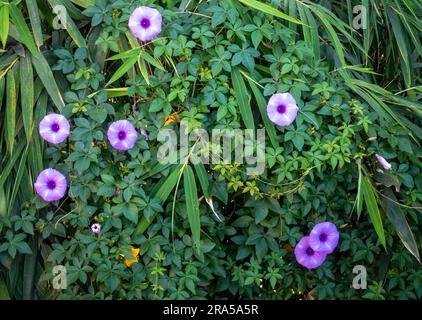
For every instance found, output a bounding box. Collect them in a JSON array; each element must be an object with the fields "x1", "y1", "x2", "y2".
[
  {"x1": 91, "y1": 223, "x2": 101, "y2": 234},
  {"x1": 34, "y1": 168, "x2": 67, "y2": 202},
  {"x1": 266, "y1": 93, "x2": 299, "y2": 126},
  {"x1": 128, "y1": 6, "x2": 162, "y2": 42},
  {"x1": 375, "y1": 154, "x2": 392, "y2": 170},
  {"x1": 294, "y1": 236, "x2": 327, "y2": 270},
  {"x1": 107, "y1": 120, "x2": 138, "y2": 151},
  {"x1": 39, "y1": 113, "x2": 70, "y2": 144},
  {"x1": 309, "y1": 222, "x2": 340, "y2": 254}
]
